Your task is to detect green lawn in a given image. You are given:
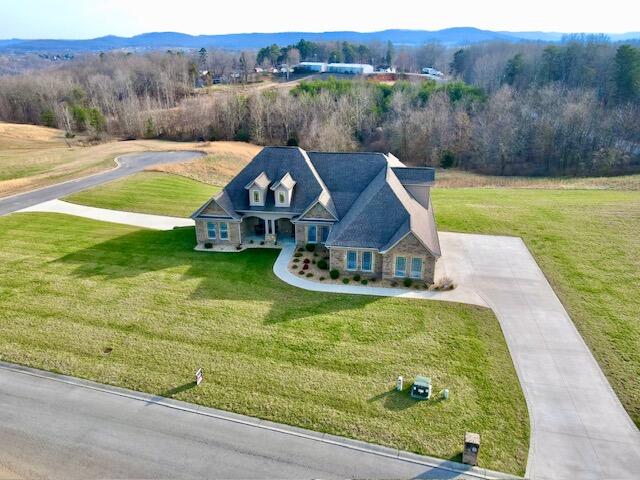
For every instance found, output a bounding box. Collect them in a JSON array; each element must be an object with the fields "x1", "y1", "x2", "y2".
[
  {"x1": 0, "y1": 212, "x2": 528, "y2": 474},
  {"x1": 64, "y1": 172, "x2": 219, "y2": 217},
  {"x1": 59, "y1": 170, "x2": 640, "y2": 427},
  {"x1": 432, "y1": 188, "x2": 640, "y2": 426}
]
